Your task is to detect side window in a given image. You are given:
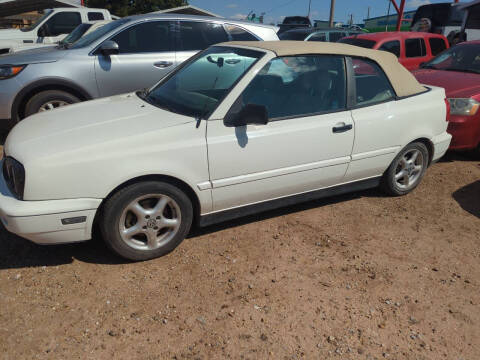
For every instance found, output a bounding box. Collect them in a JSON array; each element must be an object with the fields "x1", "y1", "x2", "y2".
[
  {"x1": 88, "y1": 12, "x2": 104, "y2": 21},
  {"x1": 111, "y1": 21, "x2": 174, "y2": 54},
  {"x1": 329, "y1": 32, "x2": 344, "y2": 42},
  {"x1": 405, "y1": 38, "x2": 426, "y2": 57},
  {"x1": 379, "y1": 40, "x2": 400, "y2": 57},
  {"x1": 234, "y1": 55, "x2": 346, "y2": 120},
  {"x1": 429, "y1": 37, "x2": 447, "y2": 56},
  {"x1": 43, "y1": 12, "x2": 81, "y2": 36},
  {"x1": 225, "y1": 24, "x2": 257, "y2": 41},
  {"x1": 352, "y1": 58, "x2": 395, "y2": 106},
  {"x1": 308, "y1": 32, "x2": 326, "y2": 42},
  {"x1": 177, "y1": 21, "x2": 229, "y2": 51}
]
